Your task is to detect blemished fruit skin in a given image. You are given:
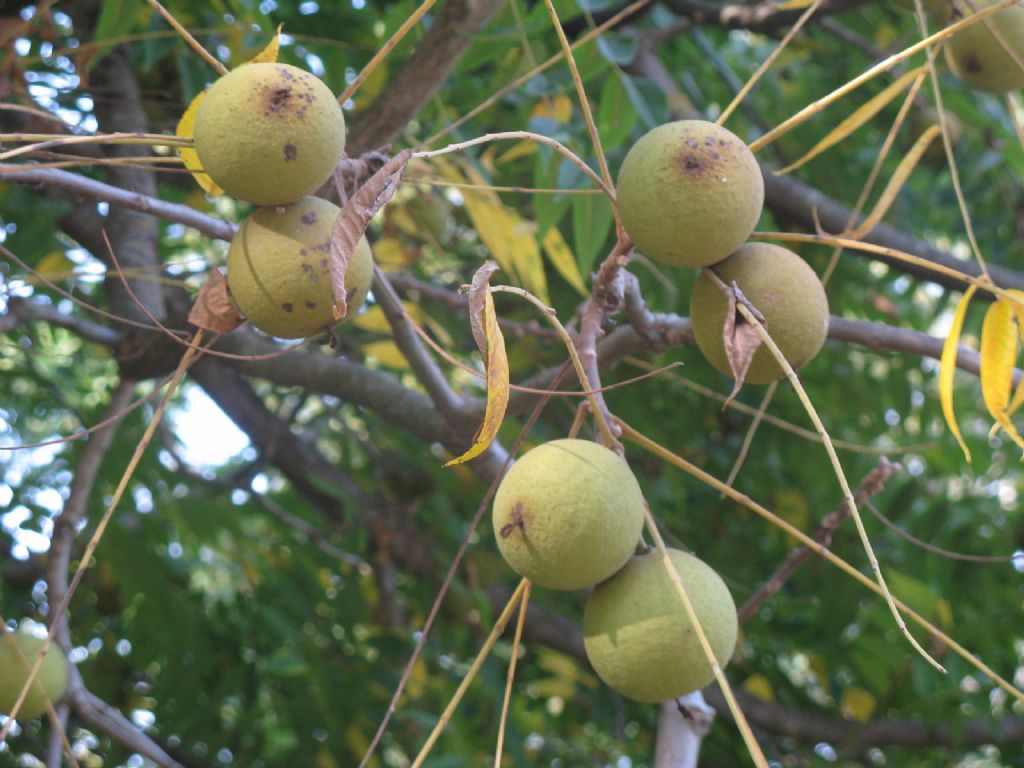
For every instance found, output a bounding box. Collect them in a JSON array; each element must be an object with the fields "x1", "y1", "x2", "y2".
[
  {"x1": 946, "y1": 0, "x2": 1024, "y2": 93},
  {"x1": 492, "y1": 439, "x2": 644, "y2": 591},
  {"x1": 583, "y1": 548, "x2": 738, "y2": 703},
  {"x1": 227, "y1": 196, "x2": 373, "y2": 339},
  {"x1": 0, "y1": 629, "x2": 70, "y2": 719},
  {"x1": 690, "y1": 242, "x2": 829, "y2": 385},
  {"x1": 195, "y1": 62, "x2": 346, "y2": 205},
  {"x1": 616, "y1": 120, "x2": 764, "y2": 269}
]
